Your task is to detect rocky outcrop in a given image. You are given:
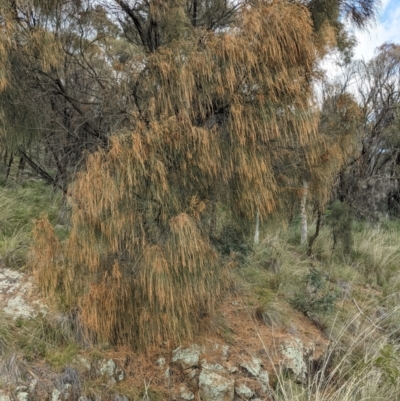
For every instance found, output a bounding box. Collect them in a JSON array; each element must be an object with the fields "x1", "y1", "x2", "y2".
[{"x1": 0, "y1": 268, "x2": 47, "y2": 319}]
